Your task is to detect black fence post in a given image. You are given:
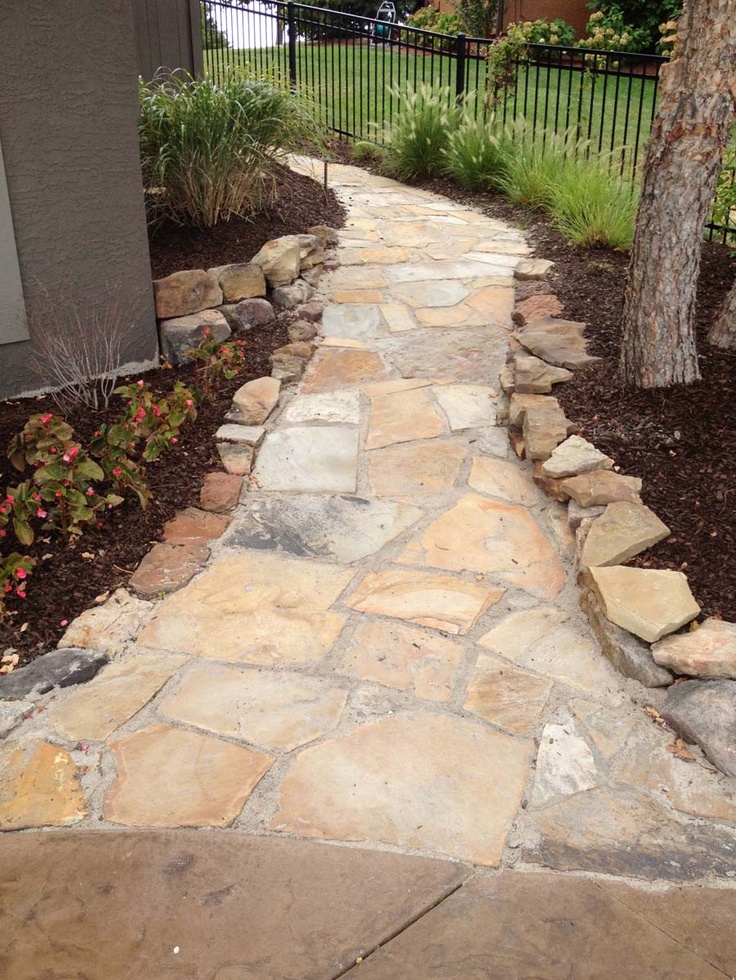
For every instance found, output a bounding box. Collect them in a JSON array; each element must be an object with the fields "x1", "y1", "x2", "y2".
[
  {"x1": 455, "y1": 32, "x2": 467, "y2": 103},
  {"x1": 287, "y1": 0, "x2": 297, "y2": 87}
]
